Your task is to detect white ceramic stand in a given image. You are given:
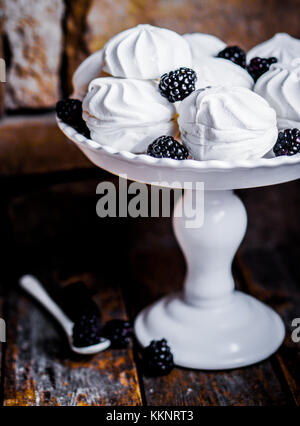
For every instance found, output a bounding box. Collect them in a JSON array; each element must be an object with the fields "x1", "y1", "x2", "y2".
[
  {"x1": 135, "y1": 189, "x2": 285, "y2": 369},
  {"x1": 57, "y1": 119, "x2": 300, "y2": 370}
]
